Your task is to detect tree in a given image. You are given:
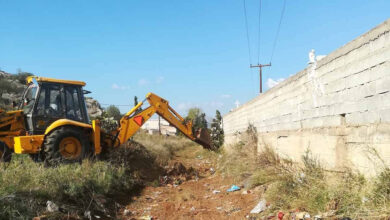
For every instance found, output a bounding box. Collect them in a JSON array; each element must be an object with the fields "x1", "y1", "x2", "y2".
[
  {"x1": 106, "y1": 105, "x2": 121, "y2": 121},
  {"x1": 134, "y1": 96, "x2": 142, "y2": 114},
  {"x1": 185, "y1": 108, "x2": 207, "y2": 133},
  {"x1": 134, "y1": 96, "x2": 138, "y2": 106},
  {"x1": 210, "y1": 110, "x2": 224, "y2": 148}
]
